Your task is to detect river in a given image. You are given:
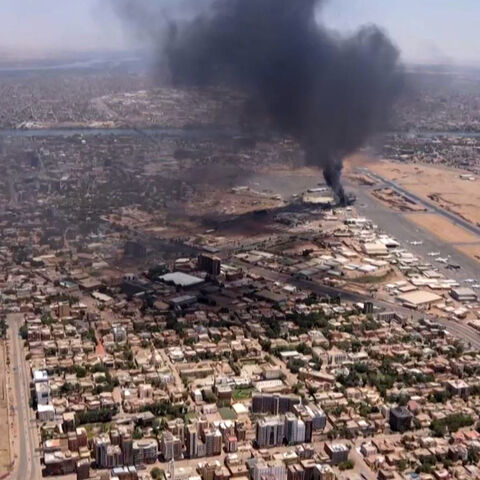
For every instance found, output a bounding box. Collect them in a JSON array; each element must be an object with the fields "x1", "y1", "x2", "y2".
[
  {"x1": 0, "y1": 126, "x2": 240, "y2": 139},
  {"x1": 0, "y1": 127, "x2": 479, "y2": 140}
]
